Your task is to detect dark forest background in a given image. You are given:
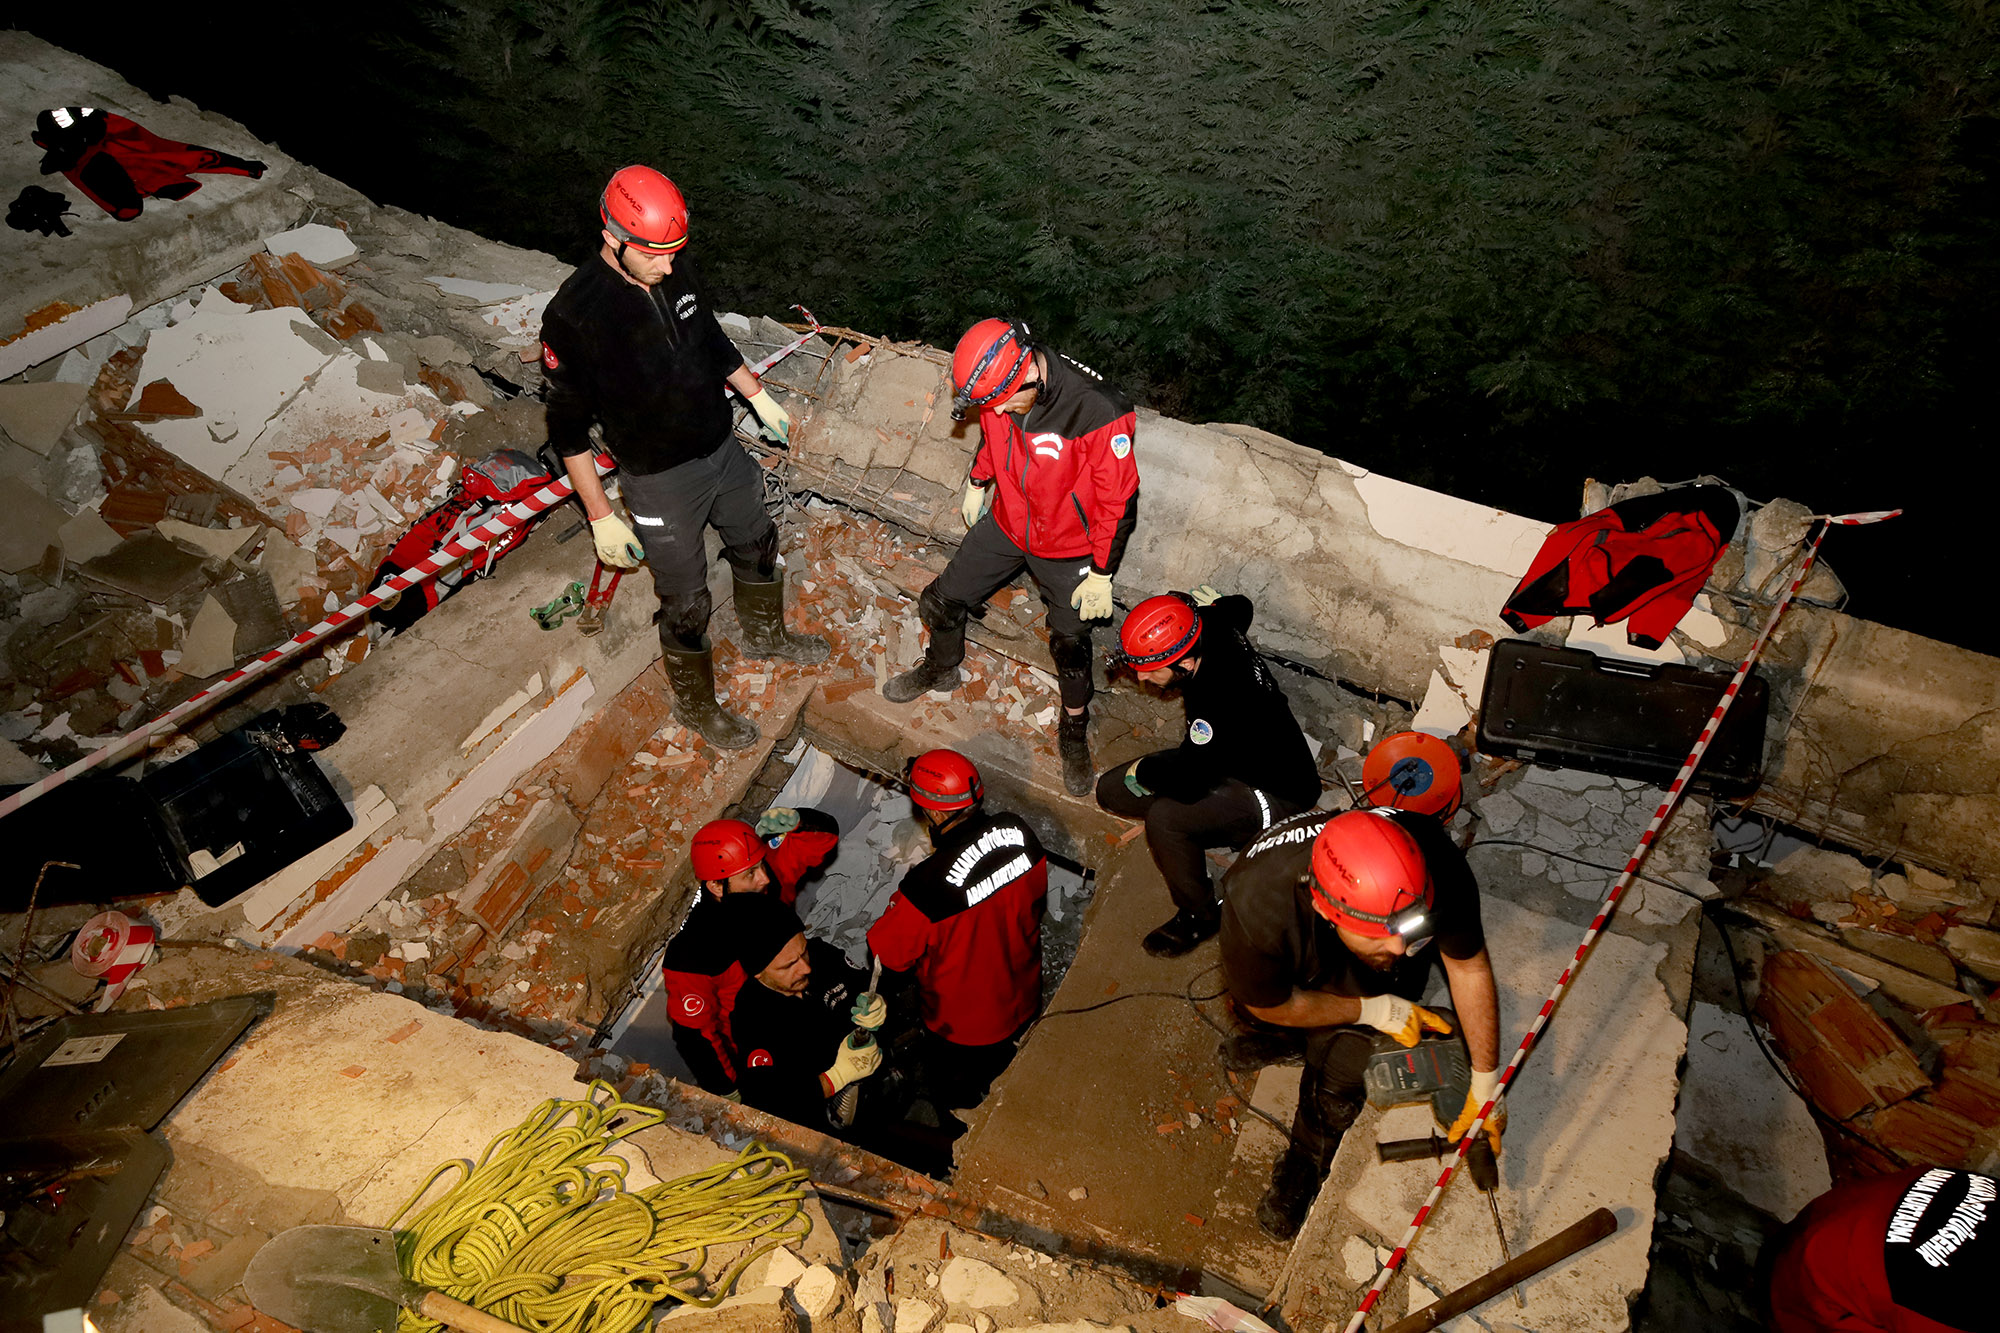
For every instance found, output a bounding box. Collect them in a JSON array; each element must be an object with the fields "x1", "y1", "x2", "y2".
[{"x1": 19, "y1": 3, "x2": 2000, "y2": 652}]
